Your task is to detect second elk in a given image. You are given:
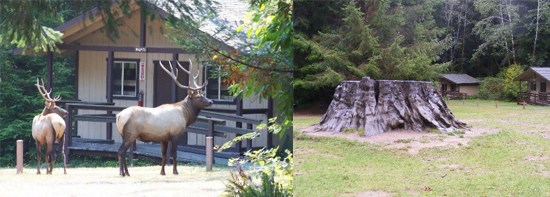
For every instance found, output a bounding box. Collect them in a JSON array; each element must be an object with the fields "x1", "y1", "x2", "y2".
[
  {"x1": 115, "y1": 60, "x2": 213, "y2": 176},
  {"x1": 32, "y1": 79, "x2": 68, "y2": 174}
]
